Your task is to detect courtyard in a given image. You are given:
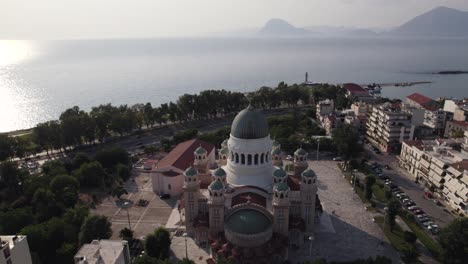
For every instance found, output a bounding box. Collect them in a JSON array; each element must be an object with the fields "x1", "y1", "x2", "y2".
[
  {"x1": 289, "y1": 160, "x2": 401, "y2": 263},
  {"x1": 91, "y1": 171, "x2": 177, "y2": 240}
]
